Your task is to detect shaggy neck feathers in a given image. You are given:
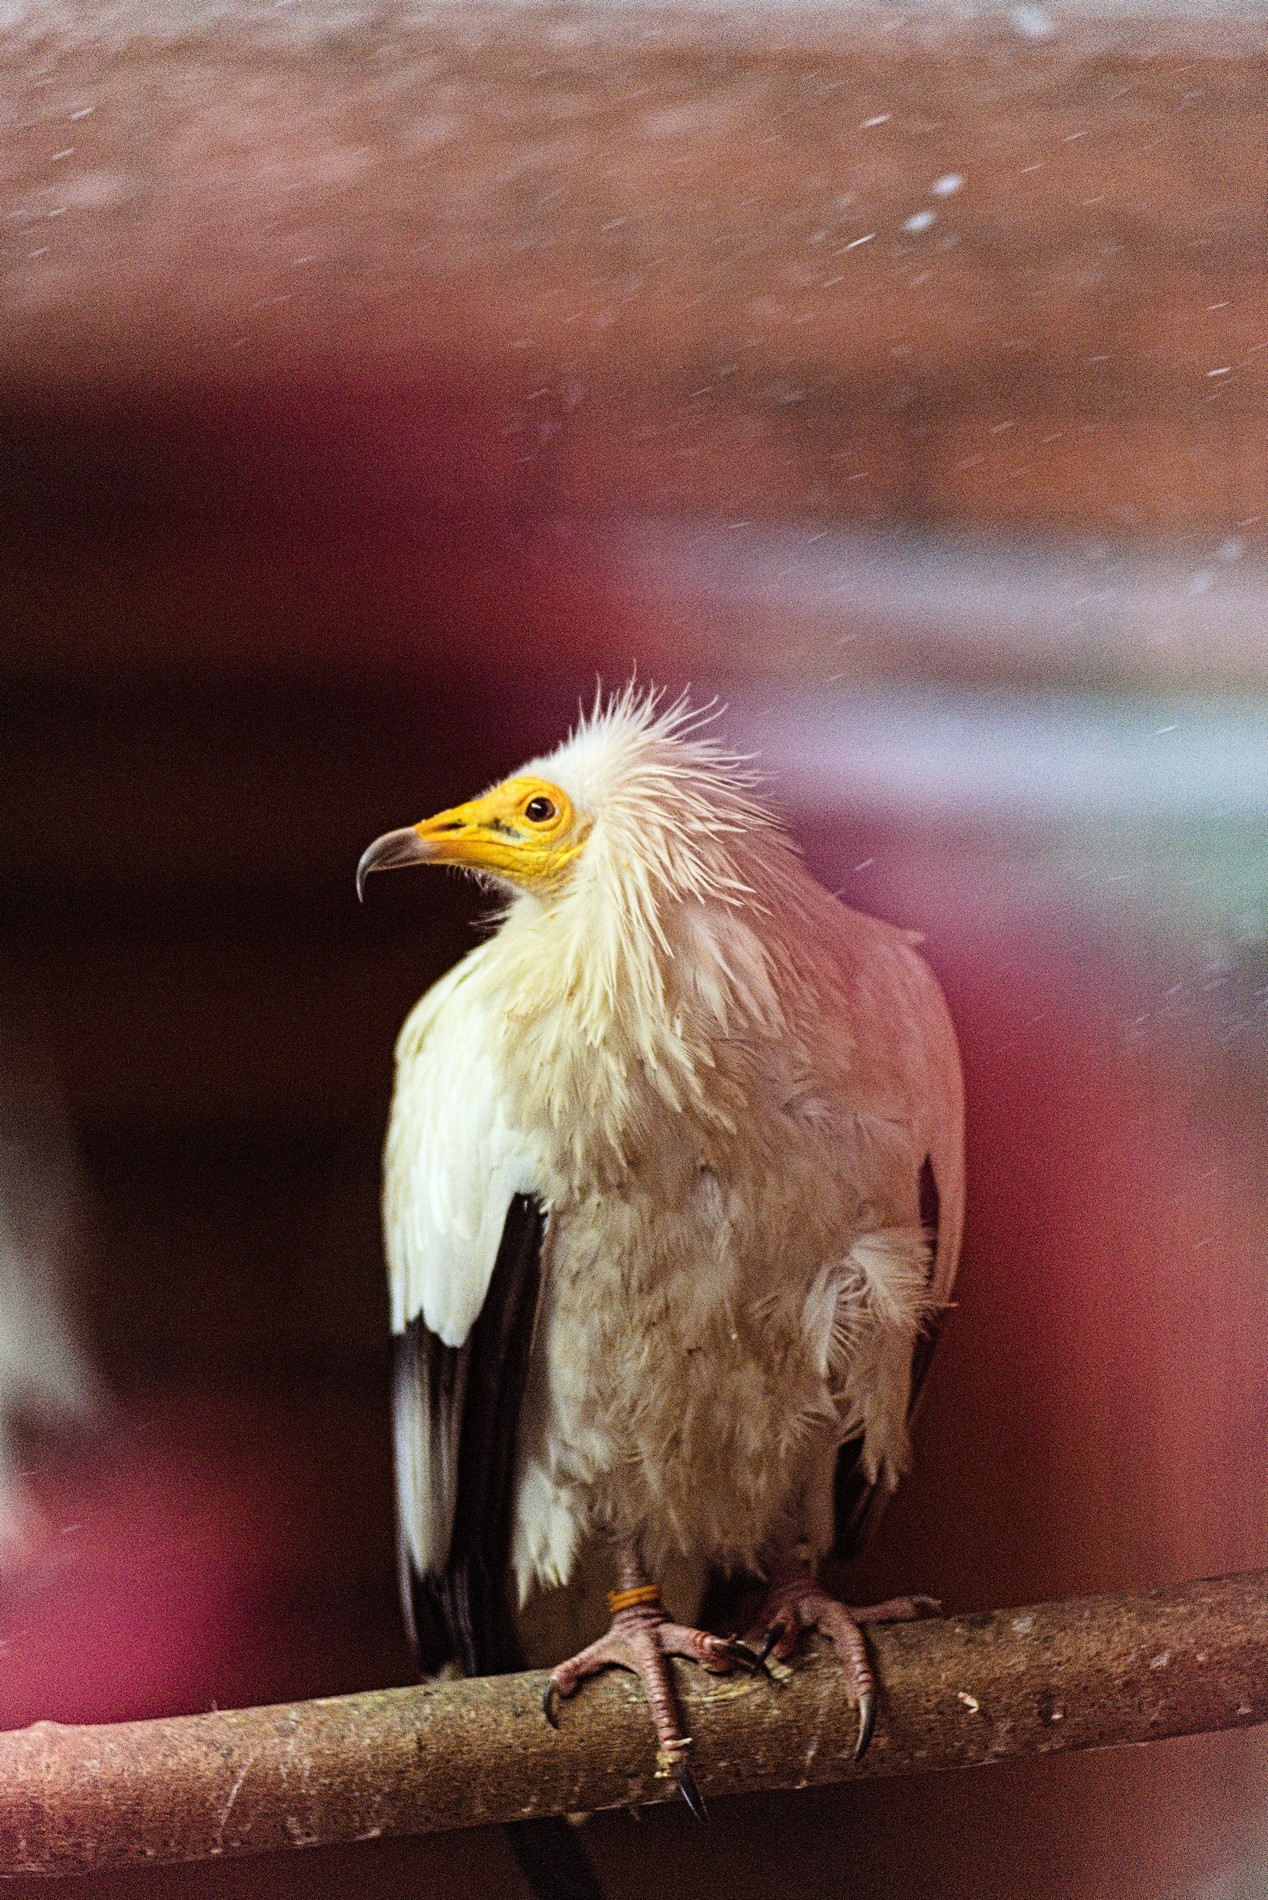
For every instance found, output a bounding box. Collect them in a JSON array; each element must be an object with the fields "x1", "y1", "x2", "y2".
[{"x1": 483, "y1": 692, "x2": 813, "y2": 1177}]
